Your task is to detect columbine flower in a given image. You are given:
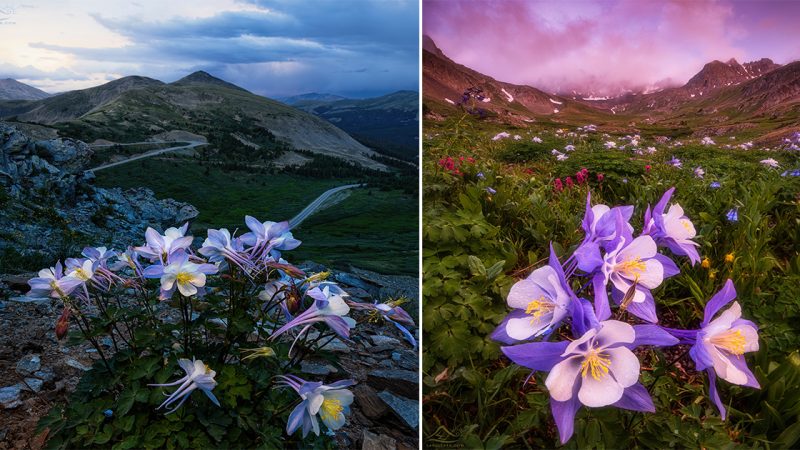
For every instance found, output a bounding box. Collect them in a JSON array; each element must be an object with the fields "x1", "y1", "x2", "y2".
[
  {"x1": 701, "y1": 137, "x2": 715, "y2": 145},
  {"x1": 27, "y1": 261, "x2": 82, "y2": 299},
  {"x1": 270, "y1": 285, "x2": 356, "y2": 349},
  {"x1": 199, "y1": 228, "x2": 251, "y2": 270},
  {"x1": 726, "y1": 208, "x2": 739, "y2": 222},
  {"x1": 109, "y1": 247, "x2": 140, "y2": 272},
  {"x1": 502, "y1": 319, "x2": 676, "y2": 443},
  {"x1": 276, "y1": 375, "x2": 354, "y2": 437},
  {"x1": 148, "y1": 359, "x2": 220, "y2": 414},
  {"x1": 557, "y1": 153, "x2": 569, "y2": 161},
  {"x1": 532, "y1": 136, "x2": 543, "y2": 143},
  {"x1": 594, "y1": 211, "x2": 678, "y2": 322},
  {"x1": 241, "y1": 217, "x2": 301, "y2": 260},
  {"x1": 710, "y1": 181, "x2": 721, "y2": 189},
  {"x1": 760, "y1": 158, "x2": 779, "y2": 168},
  {"x1": 564, "y1": 144, "x2": 575, "y2": 152},
  {"x1": 65, "y1": 258, "x2": 98, "y2": 283},
  {"x1": 492, "y1": 245, "x2": 573, "y2": 343},
  {"x1": 694, "y1": 167, "x2": 705, "y2": 178},
  {"x1": 350, "y1": 299, "x2": 417, "y2": 347},
  {"x1": 604, "y1": 141, "x2": 617, "y2": 149},
  {"x1": 682, "y1": 280, "x2": 759, "y2": 418},
  {"x1": 643, "y1": 188, "x2": 701, "y2": 265},
  {"x1": 573, "y1": 193, "x2": 634, "y2": 273},
  {"x1": 668, "y1": 156, "x2": 682, "y2": 168},
  {"x1": 82, "y1": 246, "x2": 117, "y2": 267},
  {"x1": 477, "y1": 171, "x2": 485, "y2": 179},
  {"x1": 143, "y1": 251, "x2": 218, "y2": 300},
  {"x1": 135, "y1": 224, "x2": 193, "y2": 263},
  {"x1": 486, "y1": 187, "x2": 497, "y2": 195}
]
